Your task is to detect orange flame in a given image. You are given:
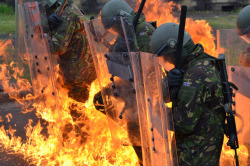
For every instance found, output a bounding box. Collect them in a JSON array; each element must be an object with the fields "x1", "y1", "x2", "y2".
[
  {"x1": 141, "y1": 1, "x2": 217, "y2": 56},
  {"x1": 0, "y1": 39, "x2": 139, "y2": 165}
]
